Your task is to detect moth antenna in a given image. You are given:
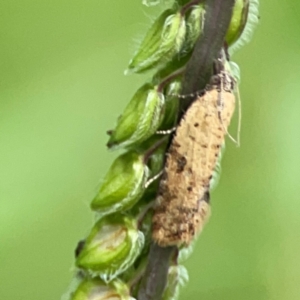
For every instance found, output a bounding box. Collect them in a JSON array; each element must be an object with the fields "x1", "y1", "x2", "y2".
[
  {"x1": 221, "y1": 118, "x2": 238, "y2": 145},
  {"x1": 224, "y1": 75, "x2": 242, "y2": 147}
]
